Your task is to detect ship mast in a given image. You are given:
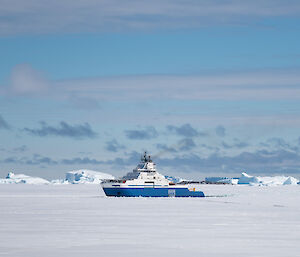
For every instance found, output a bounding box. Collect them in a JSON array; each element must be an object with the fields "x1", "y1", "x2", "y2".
[{"x1": 142, "y1": 151, "x2": 147, "y2": 162}]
